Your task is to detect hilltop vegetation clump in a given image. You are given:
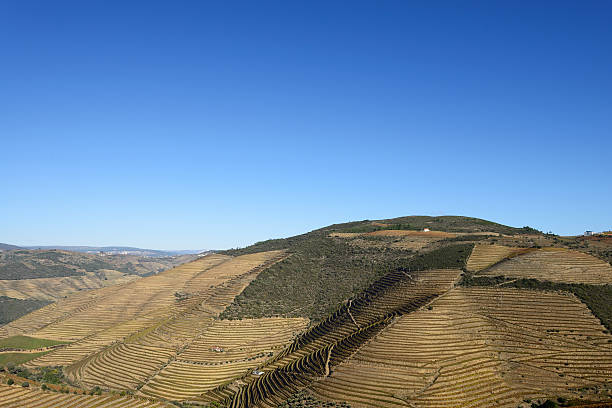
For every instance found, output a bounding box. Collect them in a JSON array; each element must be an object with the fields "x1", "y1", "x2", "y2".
[
  {"x1": 220, "y1": 239, "x2": 472, "y2": 322},
  {"x1": 223, "y1": 216, "x2": 540, "y2": 257},
  {"x1": 374, "y1": 216, "x2": 541, "y2": 235},
  {"x1": 1, "y1": 364, "x2": 66, "y2": 385}
]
